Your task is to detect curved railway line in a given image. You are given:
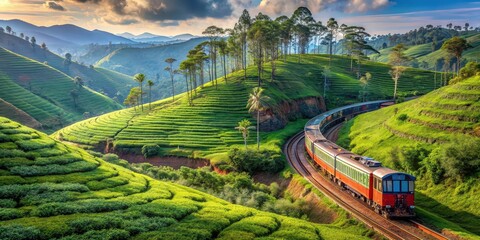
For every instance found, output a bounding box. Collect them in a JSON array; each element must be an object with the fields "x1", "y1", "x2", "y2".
[{"x1": 284, "y1": 131, "x2": 449, "y2": 240}]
